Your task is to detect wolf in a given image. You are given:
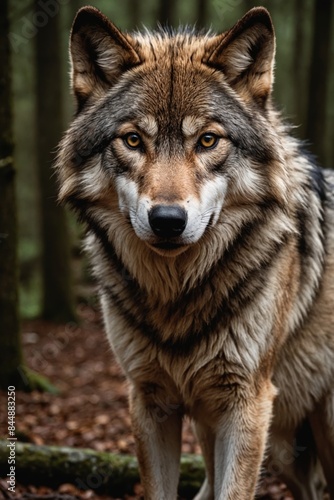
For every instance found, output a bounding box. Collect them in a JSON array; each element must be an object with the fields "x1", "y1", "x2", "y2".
[{"x1": 56, "y1": 5, "x2": 334, "y2": 499}]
